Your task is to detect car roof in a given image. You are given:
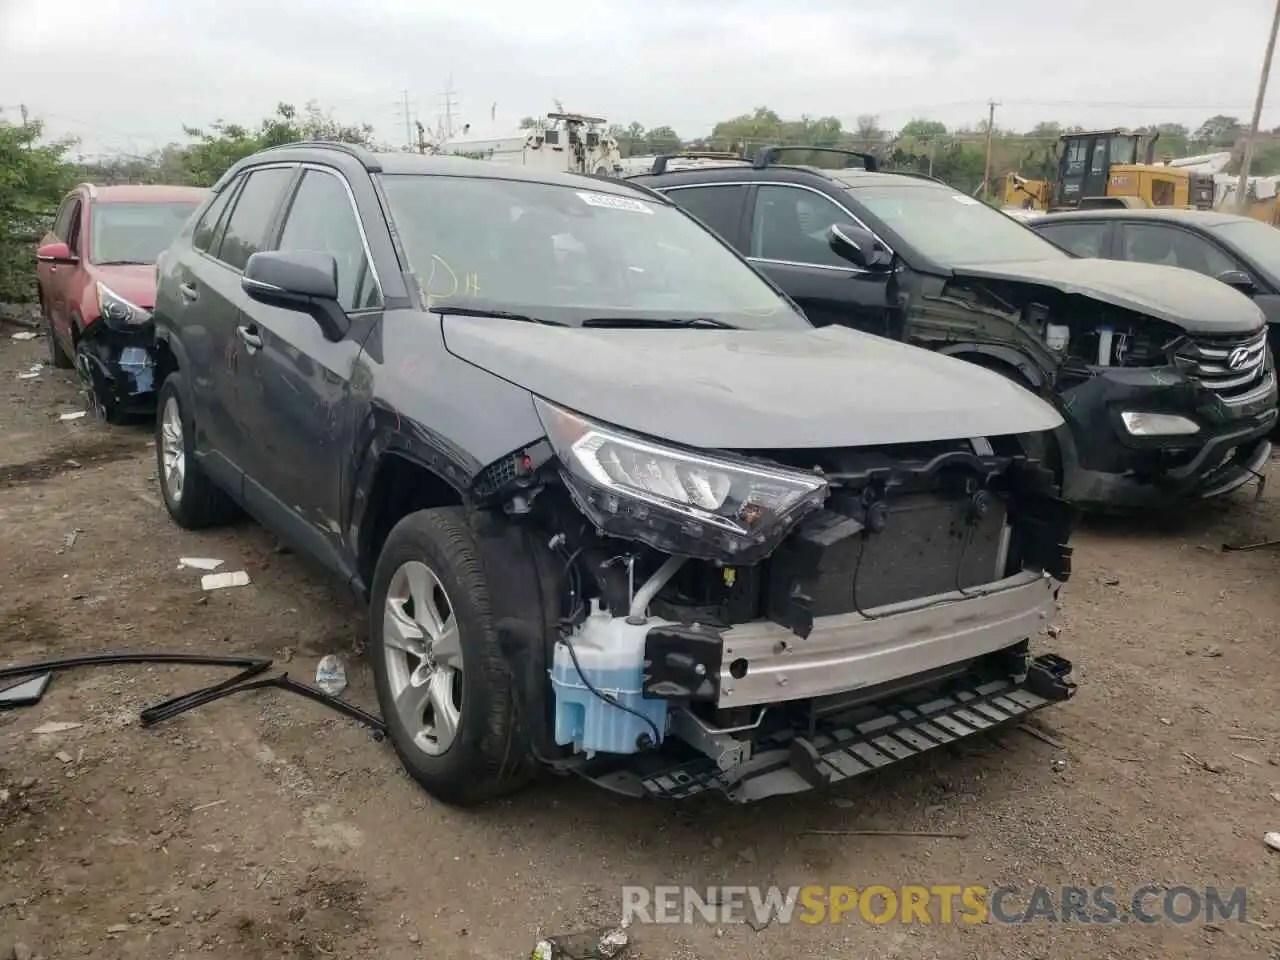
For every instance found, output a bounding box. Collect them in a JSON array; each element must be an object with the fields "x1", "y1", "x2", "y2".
[
  {"x1": 1031, "y1": 208, "x2": 1252, "y2": 228},
  {"x1": 224, "y1": 141, "x2": 666, "y2": 202},
  {"x1": 81, "y1": 184, "x2": 210, "y2": 203},
  {"x1": 630, "y1": 162, "x2": 948, "y2": 191}
]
